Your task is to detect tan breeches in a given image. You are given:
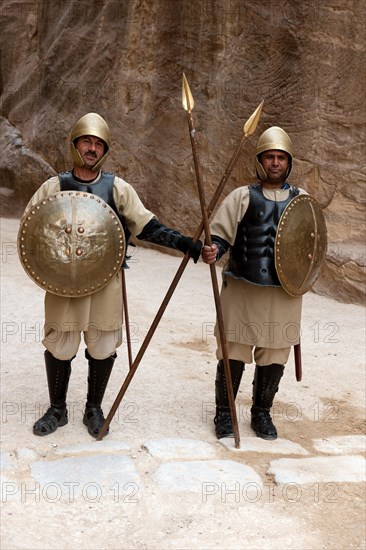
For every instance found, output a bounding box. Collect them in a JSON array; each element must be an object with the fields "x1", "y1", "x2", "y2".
[
  {"x1": 43, "y1": 326, "x2": 123, "y2": 361},
  {"x1": 216, "y1": 340, "x2": 291, "y2": 366}
]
